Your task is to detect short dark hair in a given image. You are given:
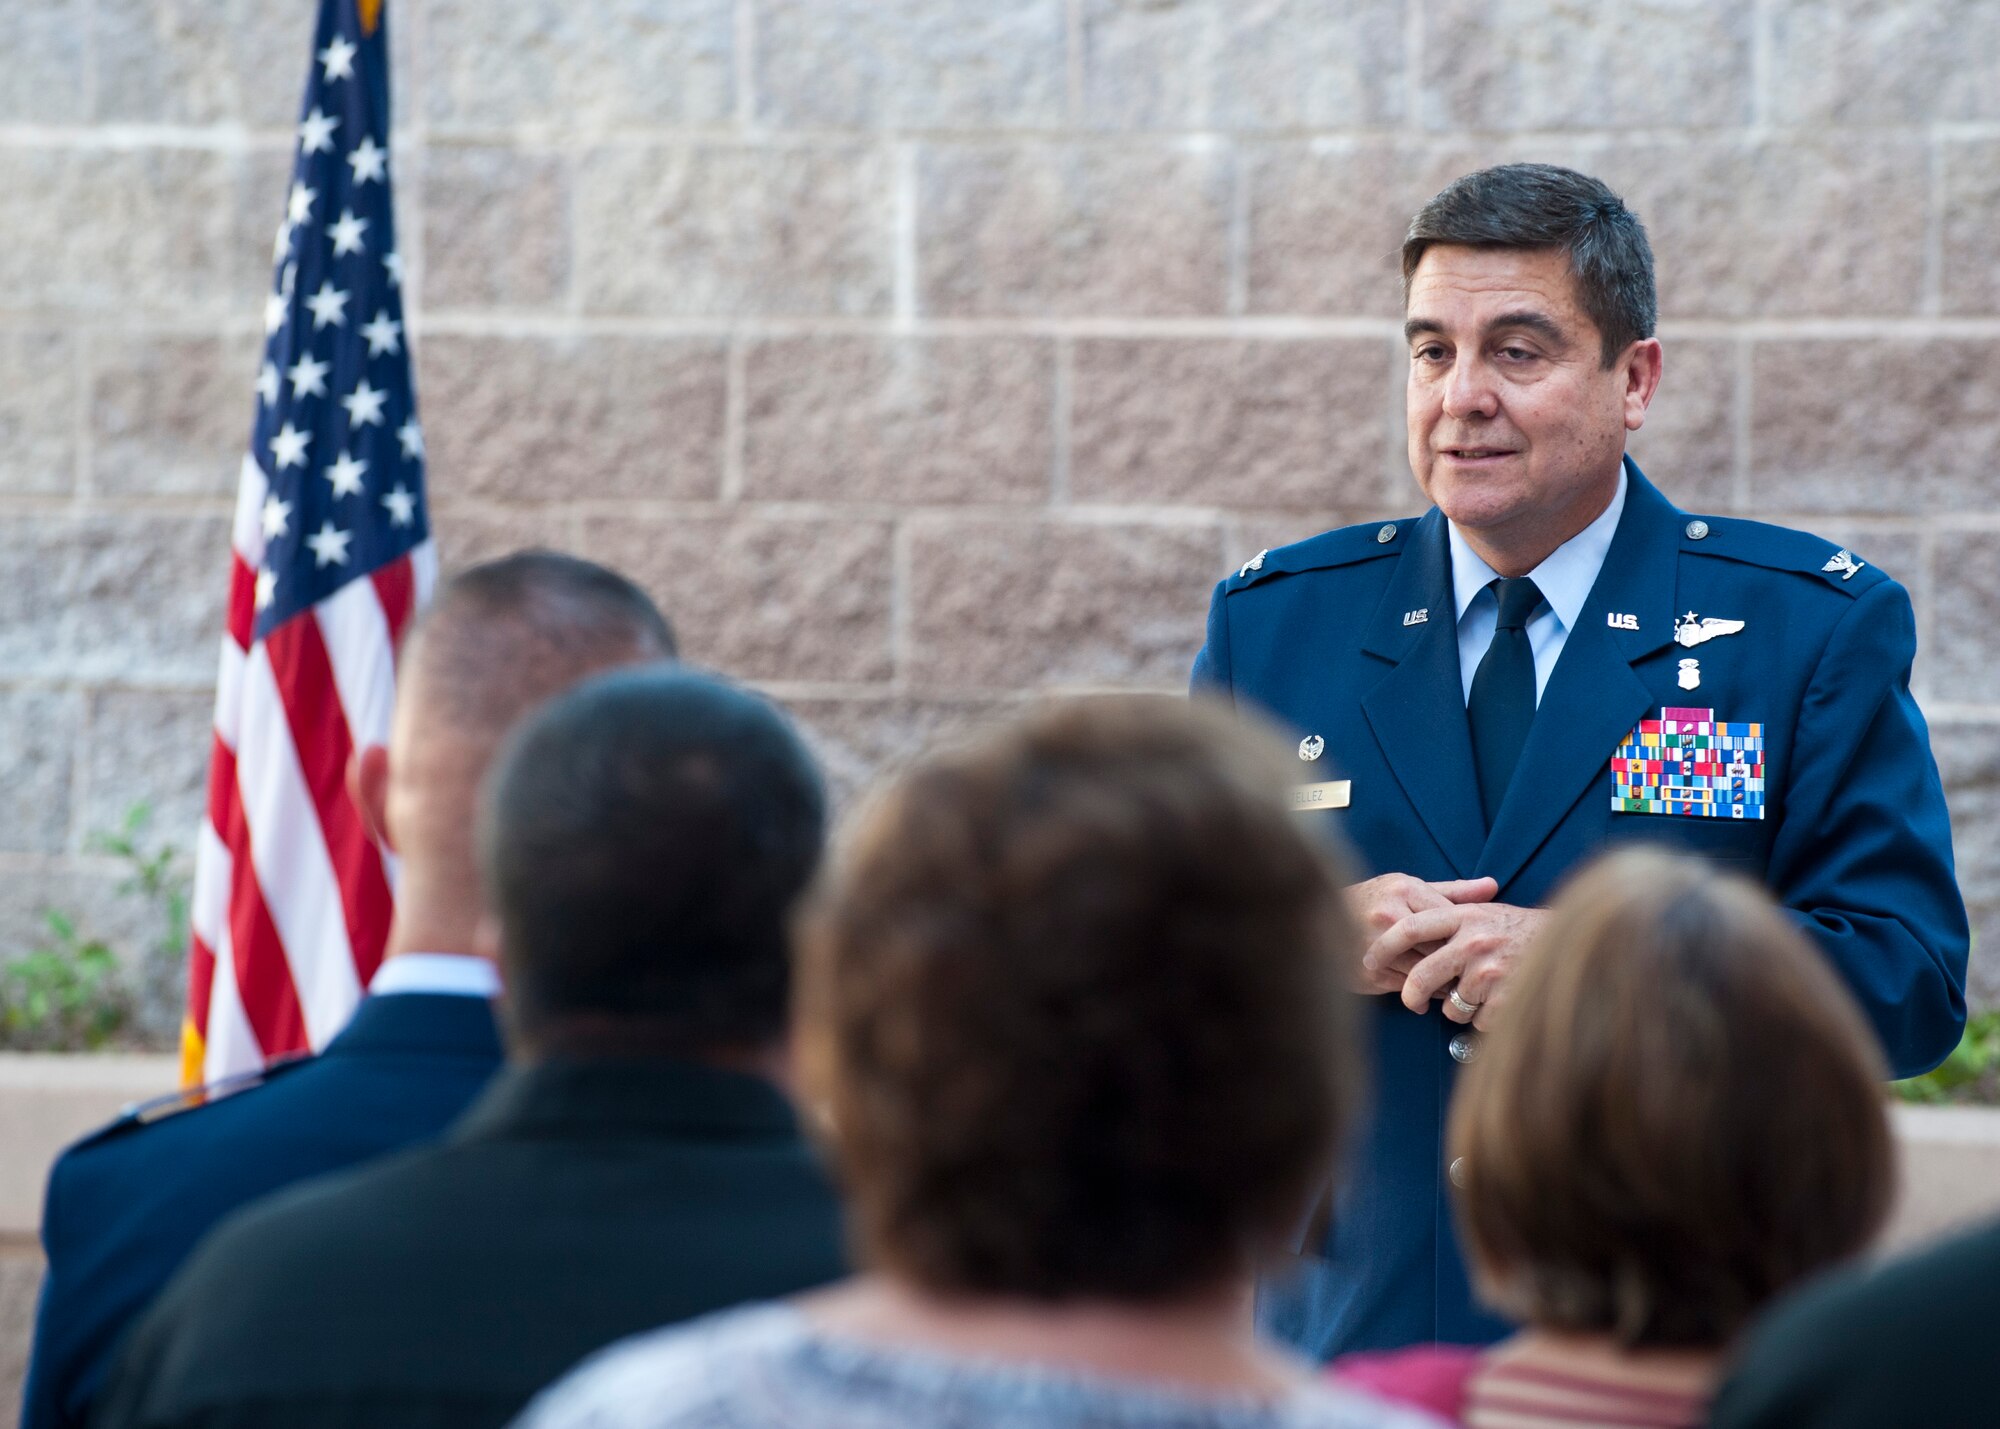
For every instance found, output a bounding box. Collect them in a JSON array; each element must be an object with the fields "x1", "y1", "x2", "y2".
[
  {"x1": 440, "y1": 549, "x2": 676, "y2": 657},
  {"x1": 798, "y1": 695, "x2": 1363, "y2": 1303},
  {"x1": 1449, "y1": 849, "x2": 1893, "y2": 1349},
  {"x1": 1403, "y1": 163, "x2": 1656, "y2": 367},
  {"x1": 406, "y1": 549, "x2": 677, "y2": 739},
  {"x1": 479, "y1": 666, "x2": 826, "y2": 1056}
]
